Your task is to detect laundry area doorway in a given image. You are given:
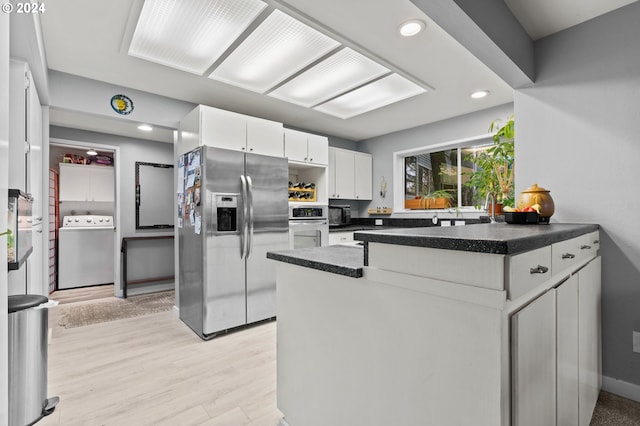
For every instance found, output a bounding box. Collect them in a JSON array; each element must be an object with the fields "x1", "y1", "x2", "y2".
[{"x1": 48, "y1": 139, "x2": 121, "y2": 300}]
